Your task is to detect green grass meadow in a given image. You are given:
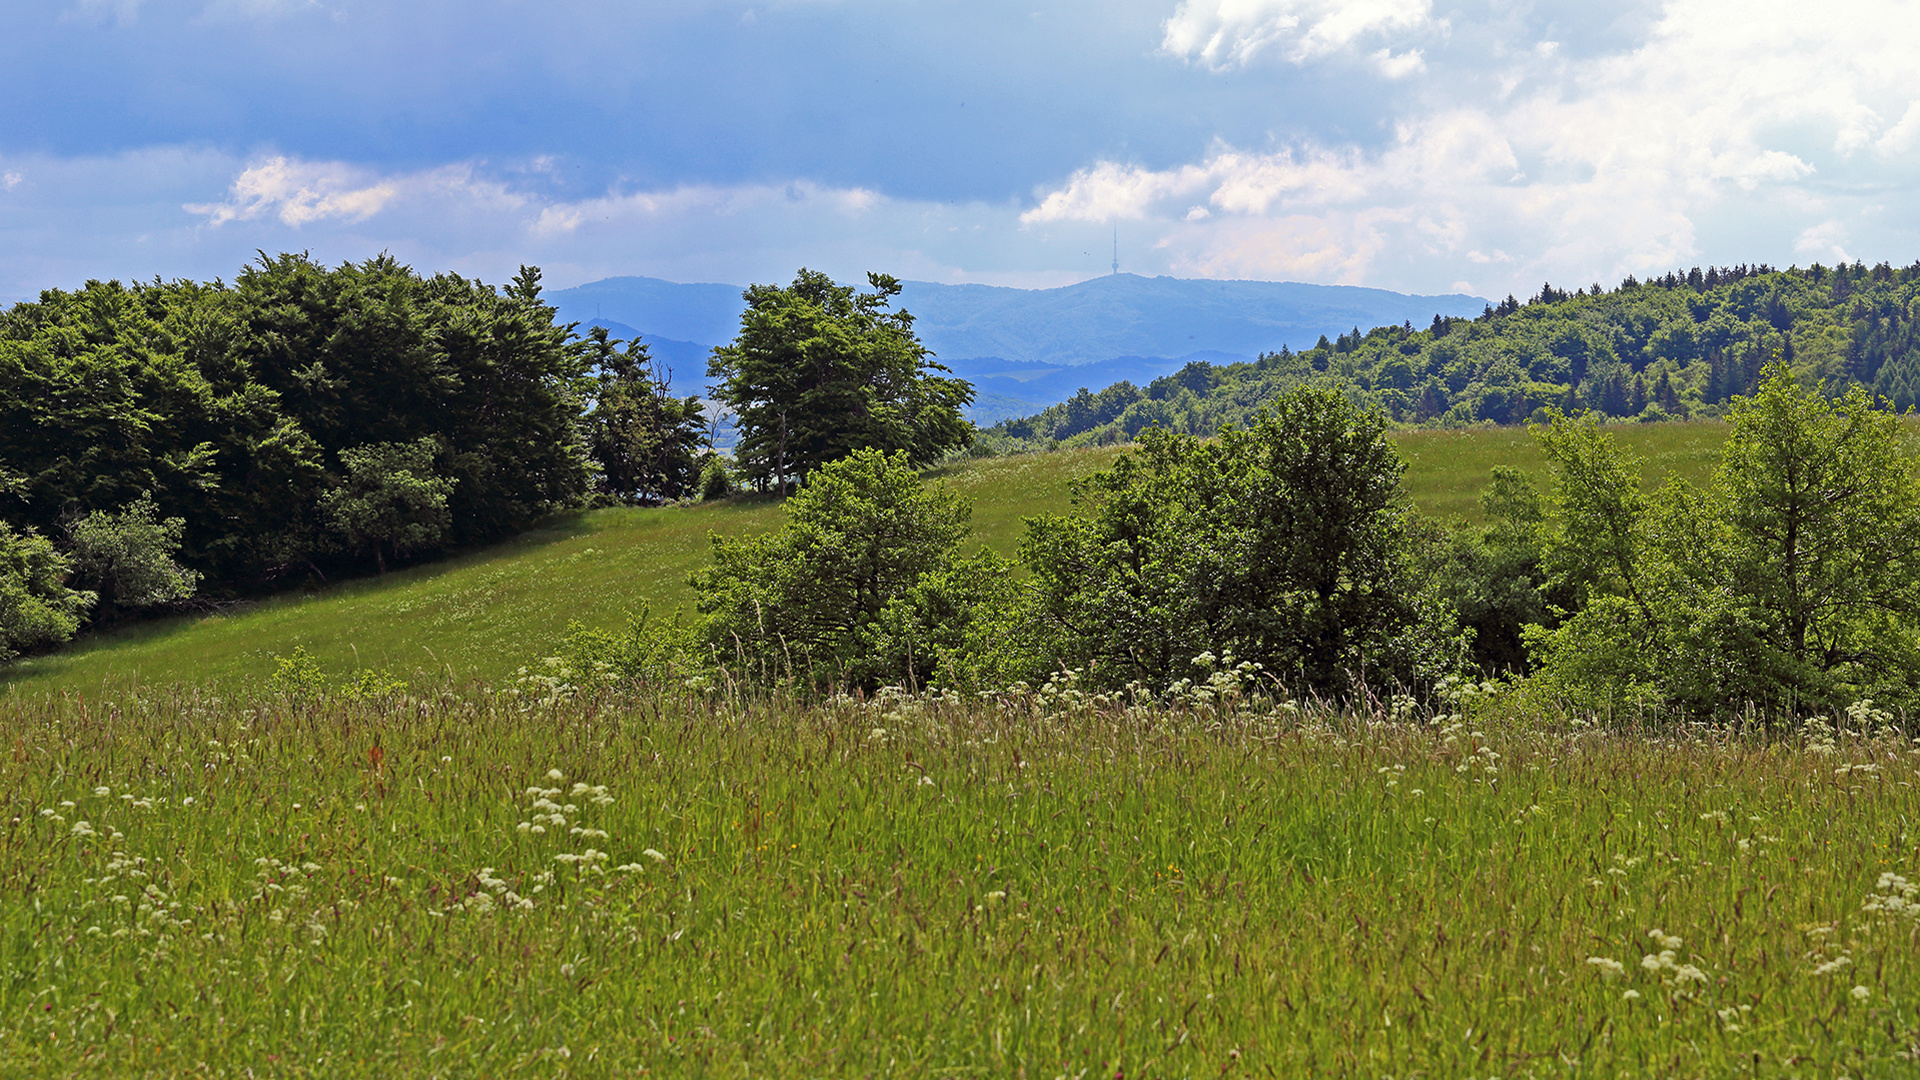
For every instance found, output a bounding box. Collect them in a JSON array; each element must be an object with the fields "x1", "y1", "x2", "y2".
[
  {"x1": 1, "y1": 685, "x2": 1915, "y2": 1076},
  {"x1": 1, "y1": 423, "x2": 1726, "y2": 699},
  {"x1": 16, "y1": 419, "x2": 1915, "y2": 1077}
]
